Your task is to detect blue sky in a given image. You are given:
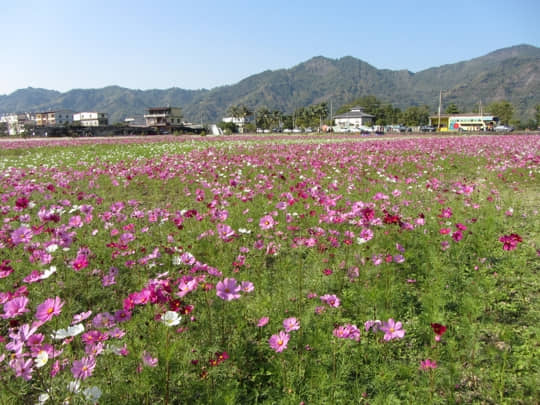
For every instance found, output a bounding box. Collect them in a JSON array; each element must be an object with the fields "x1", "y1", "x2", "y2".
[{"x1": 1, "y1": 0, "x2": 538, "y2": 95}]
